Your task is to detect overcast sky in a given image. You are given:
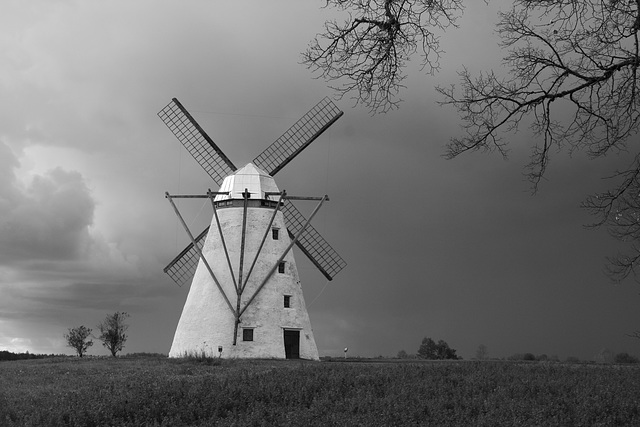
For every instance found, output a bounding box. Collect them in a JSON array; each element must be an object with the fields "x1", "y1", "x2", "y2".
[{"x1": 2, "y1": 1, "x2": 639, "y2": 360}]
